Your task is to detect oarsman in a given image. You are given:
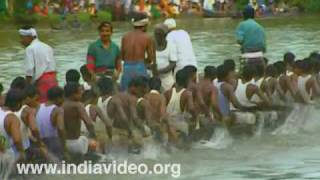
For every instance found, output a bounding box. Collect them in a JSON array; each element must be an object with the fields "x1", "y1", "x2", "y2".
[
  {"x1": 81, "y1": 89, "x2": 112, "y2": 153},
  {"x1": 144, "y1": 77, "x2": 169, "y2": 144},
  {"x1": 251, "y1": 64, "x2": 272, "y2": 105},
  {"x1": 234, "y1": 65, "x2": 271, "y2": 110},
  {"x1": 15, "y1": 85, "x2": 48, "y2": 160},
  {"x1": 274, "y1": 61, "x2": 299, "y2": 104},
  {"x1": 196, "y1": 66, "x2": 221, "y2": 140},
  {"x1": 265, "y1": 64, "x2": 286, "y2": 106},
  {"x1": 164, "y1": 70, "x2": 196, "y2": 148},
  {"x1": 0, "y1": 89, "x2": 26, "y2": 161},
  {"x1": 216, "y1": 64, "x2": 250, "y2": 126},
  {"x1": 36, "y1": 87, "x2": 69, "y2": 160},
  {"x1": 295, "y1": 60, "x2": 319, "y2": 104},
  {"x1": 128, "y1": 76, "x2": 153, "y2": 153},
  {"x1": 62, "y1": 83, "x2": 97, "y2": 156},
  {"x1": 182, "y1": 65, "x2": 214, "y2": 140}
]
